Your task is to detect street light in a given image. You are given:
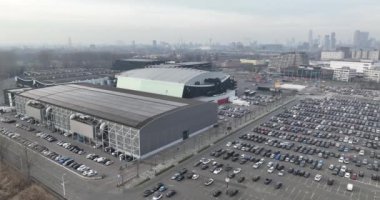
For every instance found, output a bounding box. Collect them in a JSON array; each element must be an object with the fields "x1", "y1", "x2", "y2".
[{"x1": 61, "y1": 173, "x2": 66, "y2": 199}]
